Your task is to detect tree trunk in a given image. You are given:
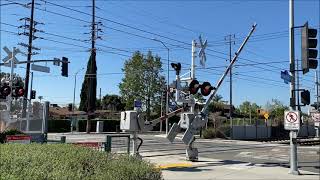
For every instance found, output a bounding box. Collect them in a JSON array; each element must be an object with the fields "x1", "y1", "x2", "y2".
[{"x1": 86, "y1": 114, "x2": 92, "y2": 133}]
